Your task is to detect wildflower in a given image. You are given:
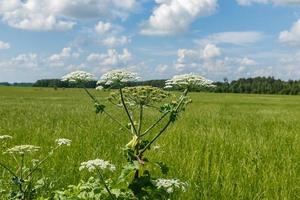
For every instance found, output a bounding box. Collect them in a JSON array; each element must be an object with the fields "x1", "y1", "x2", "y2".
[
  {"x1": 155, "y1": 178, "x2": 187, "y2": 193},
  {"x1": 96, "y1": 85, "x2": 104, "y2": 91},
  {"x1": 55, "y1": 138, "x2": 72, "y2": 146},
  {"x1": 0, "y1": 135, "x2": 12, "y2": 141},
  {"x1": 5, "y1": 145, "x2": 40, "y2": 155},
  {"x1": 165, "y1": 73, "x2": 214, "y2": 90},
  {"x1": 79, "y1": 159, "x2": 116, "y2": 172},
  {"x1": 97, "y1": 70, "x2": 140, "y2": 86},
  {"x1": 62, "y1": 71, "x2": 95, "y2": 83}
]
